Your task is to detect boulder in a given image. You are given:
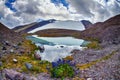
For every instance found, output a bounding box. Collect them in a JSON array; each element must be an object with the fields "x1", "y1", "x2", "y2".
[
  {"x1": 34, "y1": 51, "x2": 41, "y2": 60},
  {"x1": 2, "y1": 46, "x2": 6, "y2": 50},
  {"x1": 3, "y1": 69, "x2": 24, "y2": 80},
  {"x1": 38, "y1": 45, "x2": 45, "y2": 53}
]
